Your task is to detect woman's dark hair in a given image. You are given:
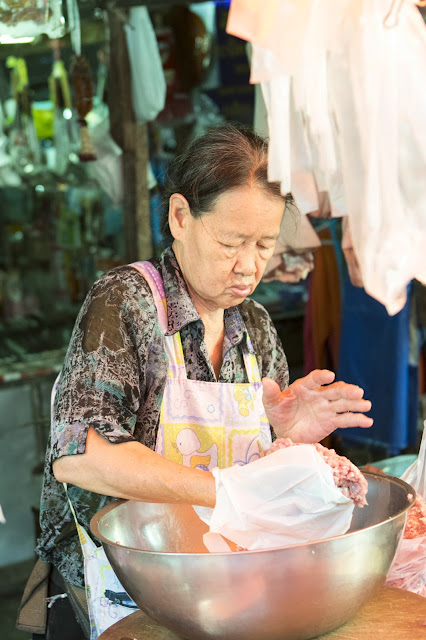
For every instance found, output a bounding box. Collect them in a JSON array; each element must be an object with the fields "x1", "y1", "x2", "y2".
[{"x1": 161, "y1": 122, "x2": 293, "y2": 242}]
